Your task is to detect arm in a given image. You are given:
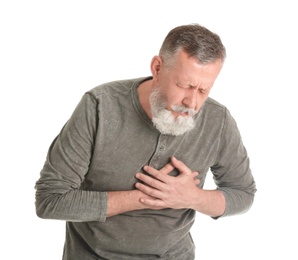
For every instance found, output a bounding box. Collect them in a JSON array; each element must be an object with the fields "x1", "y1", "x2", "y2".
[
  {"x1": 107, "y1": 190, "x2": 144, "y2": 217},
  {"x1": 106, "y1": 190, "x2": 155, "y2": 217},
  {"x1": 35, "y1": 93, "x2": 108, "y2": 222},
  {"x1": 210, "y1": 108, "x2": 256, "y2": 217}
]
